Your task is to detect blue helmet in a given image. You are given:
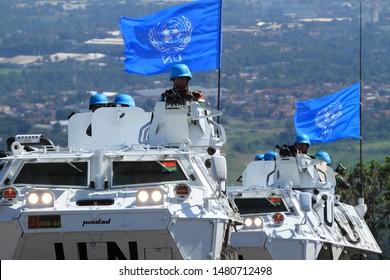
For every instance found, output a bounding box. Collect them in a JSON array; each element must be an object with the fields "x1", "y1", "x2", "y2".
[
  {"x1": 170, "y1": 64, "x2": 192, "y2": 81},
  {"x1": 89, "y1": 93, "x2": 108, "y2": 109},
  {"x1": 316, "y1": 151, "x2": 331, "y2": 164},
  {"x1": 294, "y1": 134, "x2": 311, "y2": 146},
  {"x1": 114, "y1": 94, "x2": 135, "y2": 107},
  {"x1": 264, "y1": 151, "x2": 277, "y2": 161},
  {"x1": 254, "y1": 153, "x2": 264, "y2": 161}
]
